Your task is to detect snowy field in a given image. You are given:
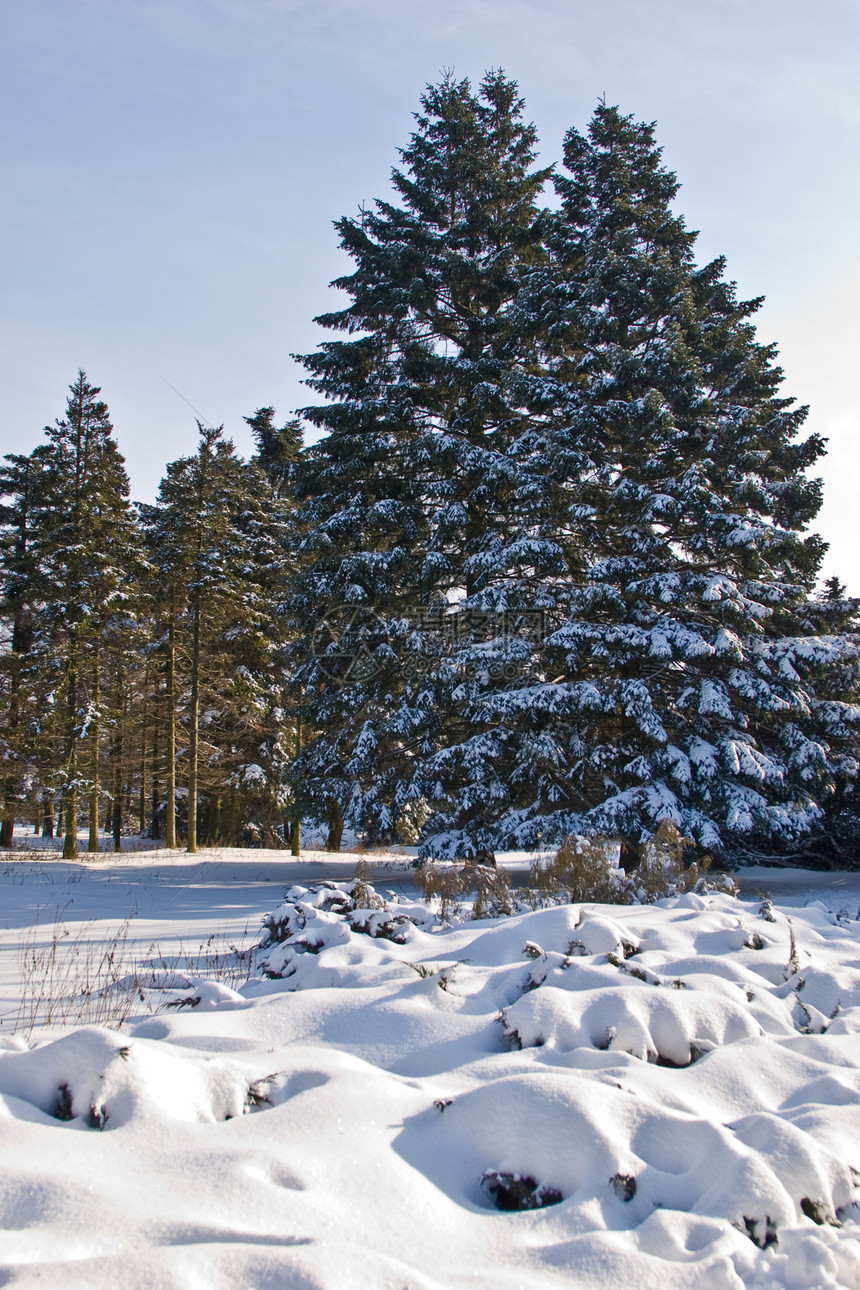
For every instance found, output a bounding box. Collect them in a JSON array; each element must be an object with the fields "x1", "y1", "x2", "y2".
[{"x1": 0, "y1": 842, "x2": 858, "y2": 1288}]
